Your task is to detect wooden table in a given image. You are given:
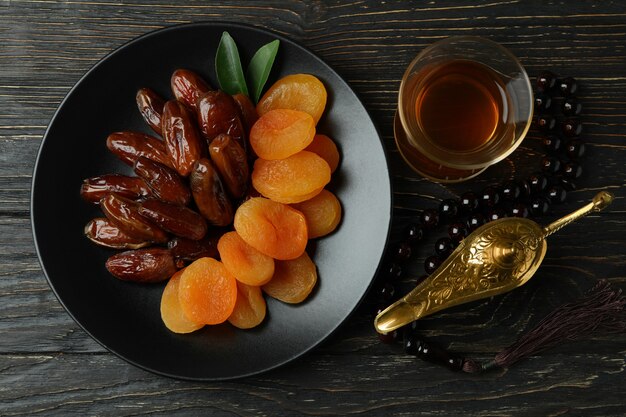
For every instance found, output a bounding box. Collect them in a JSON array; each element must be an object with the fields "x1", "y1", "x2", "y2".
[{"x1": 2, "y1": 1, "x2": 625, "y2": 415}]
